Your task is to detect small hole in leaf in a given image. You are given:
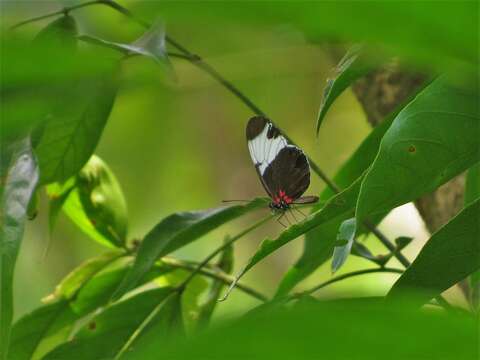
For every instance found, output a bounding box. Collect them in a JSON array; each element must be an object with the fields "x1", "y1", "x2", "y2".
[
  {"x1": 408, "y1": 145, "x2": 416, "y2": 153},
  {"x1": 88, "y1": 321, "x2": 96, "y2": 330}
]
